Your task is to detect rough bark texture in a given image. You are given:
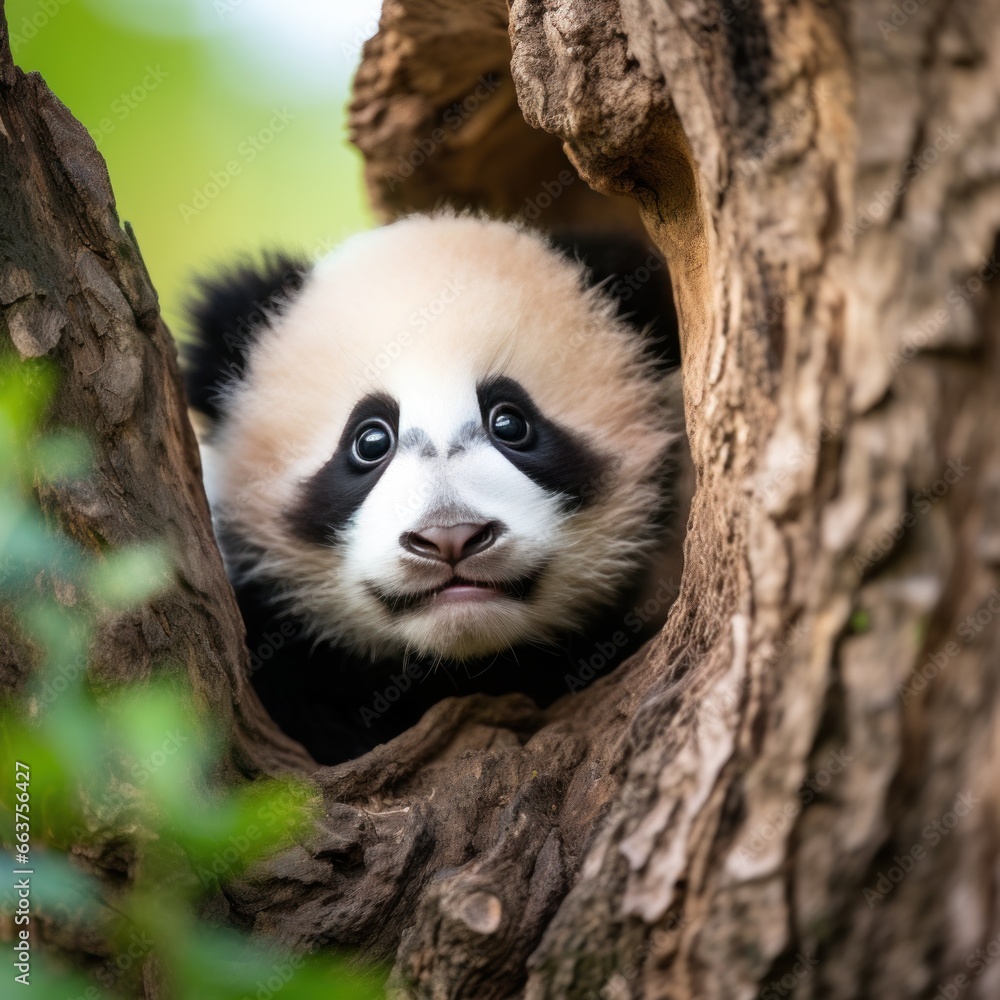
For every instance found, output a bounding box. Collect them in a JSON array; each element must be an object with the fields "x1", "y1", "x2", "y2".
[
  {"x1": 0, "y1": 2, "x2": 310, "y2": 768},
  {"x1": 3, "y1": 0, "x2": 1000, "y2": 997}
]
